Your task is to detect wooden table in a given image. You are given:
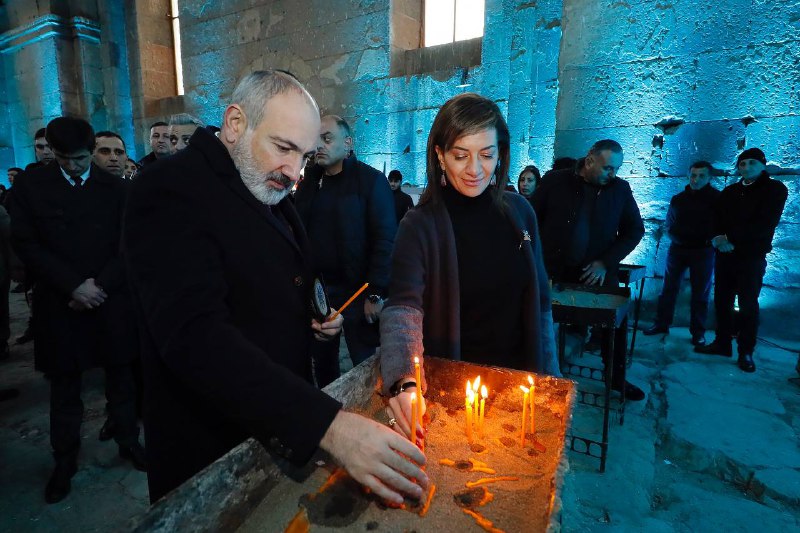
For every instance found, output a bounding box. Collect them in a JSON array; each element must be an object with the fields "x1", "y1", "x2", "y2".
[
  {"x1": 551, "y1": 282, "x2": 631, "y2": 472},
  {"x1": 131, "y1": 356, "x2": 575, "y2": 532}
]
